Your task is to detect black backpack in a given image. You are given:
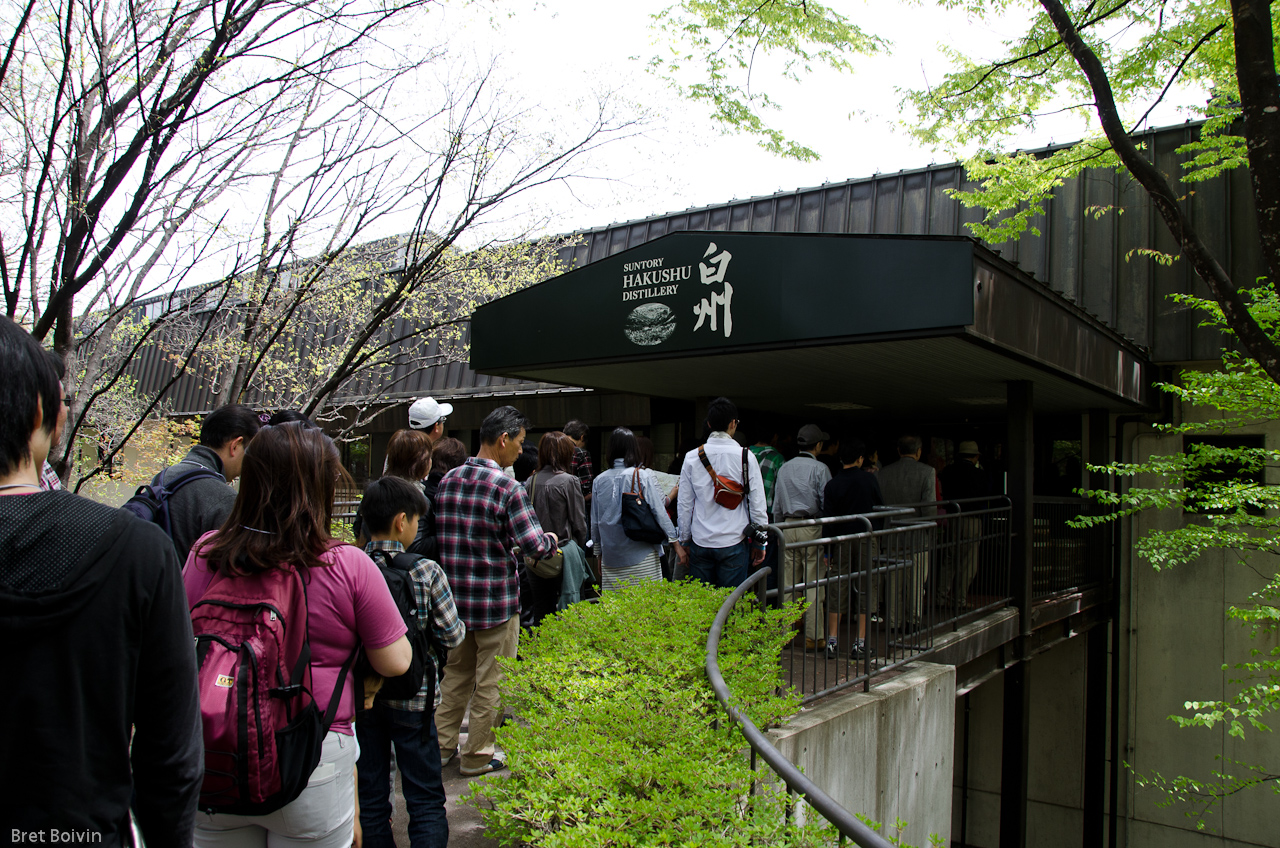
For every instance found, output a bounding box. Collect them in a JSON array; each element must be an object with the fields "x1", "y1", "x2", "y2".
[
  {"x1": 367, "y1": 550, "x2": 446, "y2": 702},
  {"x1": 122, "y1": 462, "x2": 224, "y2": 536}
]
